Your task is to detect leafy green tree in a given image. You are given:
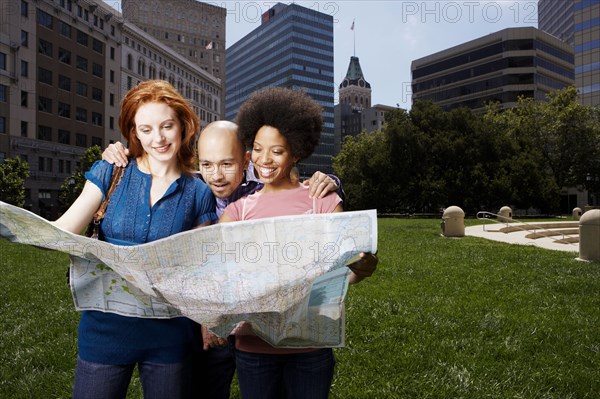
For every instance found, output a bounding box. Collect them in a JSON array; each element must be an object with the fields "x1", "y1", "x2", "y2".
[
  {"x1": 333, "y1": 129, "x2": 394, "y2": 211},
  {"x1": 59, "y1": 145, "x2": 102, "y2": 213},
  {"x1": 0, "y1": 157, "x2": 30, "y2": 207}
]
